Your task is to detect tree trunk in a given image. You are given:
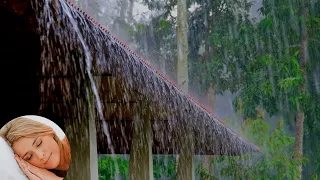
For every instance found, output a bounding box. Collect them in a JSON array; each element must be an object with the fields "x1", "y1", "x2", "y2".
[
  {"x1": 177, "y1": 0, "x2": 189, "y2": 92},
  {"x1": 295, "y1": 6, "x2": 308, "y2": 179},
  {"x1": 127, "y1": 0, "x2": 134, "y2": 24},
  {"x1": 176, "y1": 0, "x2": 194, "y2": 179},
  {"x1": 202, "y1": 83, "x2": 216, "y2": 178},
  {"x1": 208, "y1": 83, "x2": 216, "y2": 113},
  {"x1": 119, "y1": 0, "x2": 128, "y2": 20}
]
